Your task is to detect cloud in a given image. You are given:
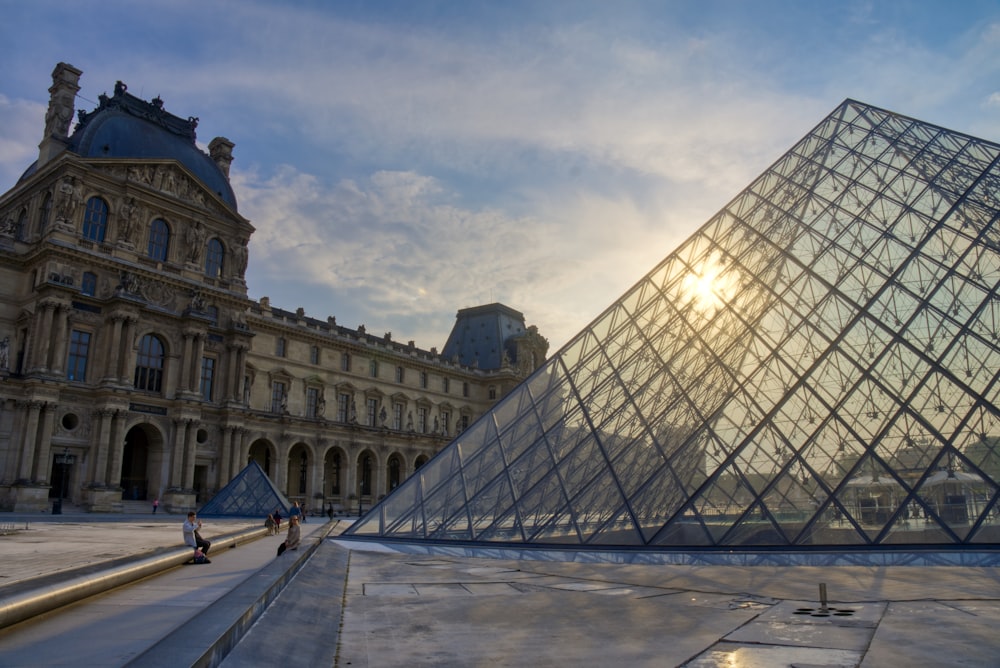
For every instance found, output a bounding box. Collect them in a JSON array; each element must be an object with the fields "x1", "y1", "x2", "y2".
[{"x1": 0, "y1": 95, "x2": 45, "y2": 187}]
